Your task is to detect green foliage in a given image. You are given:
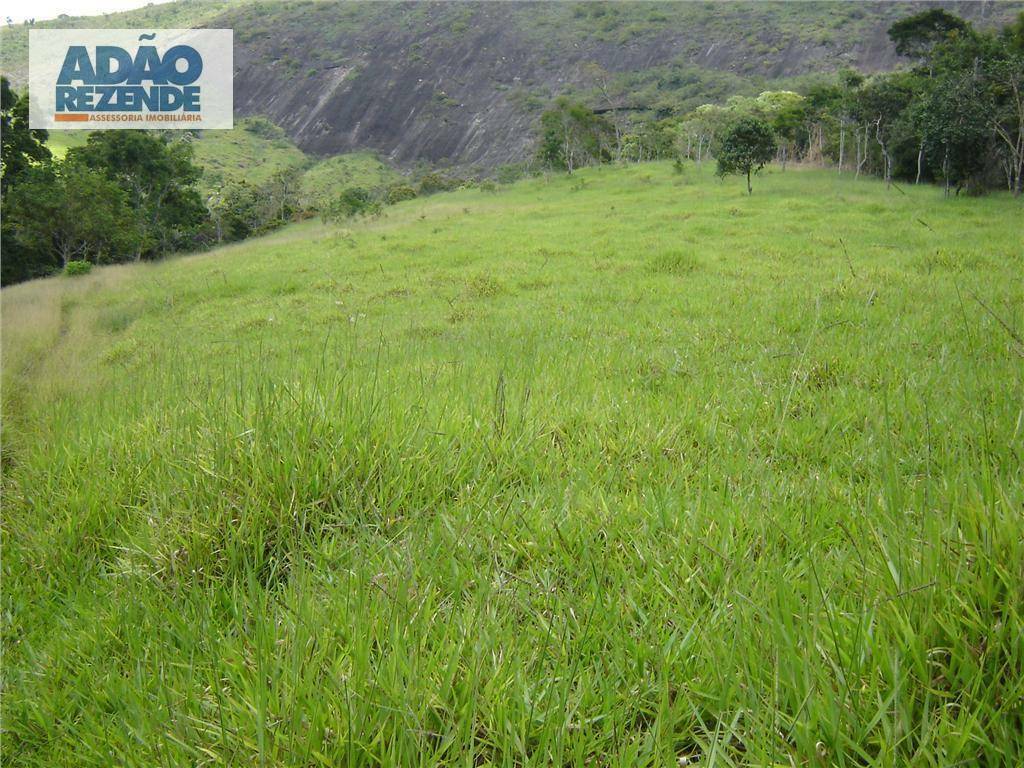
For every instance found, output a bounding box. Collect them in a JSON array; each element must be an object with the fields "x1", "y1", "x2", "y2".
[
  {"x1": 209, "y1": 181, "x2": 270, "y2": 242},
  {"x1": 63, "y1": 260, "x2": 92, "y2": 277},
  {"x1": 537, "y1": 97, "x2": 614, "y2": 172},
  {"x1": 900, "y1": 17, "x2": 1024, "y2": 193},
  {"x1": 417, "y1": 172, "x2": 462, "y2": 195},
  {"x1": 757, "y1": 91, "x2": 807, "y2": 167},
  {"x1": 68, "y1": 131, "x2": 208, "y2": 258},
  {"x1": 495, "y1": 163, "x2": 530, "y2": 184},
  {"x1": 1006, "y1": 12, "x2": 1024, "y2": 55},
  {"x1": 385, "y1": 184, "x2": 417, "y2": 204},
  {"x1": 917, "y1": 50, "x2": 993, "y2": 191},
  {"x1": 609, "y1": 59, "x2": 758, "y2": 118},
  {"x1": 1, "y1": 76, "x2": 54, "y2": 285},
  {"x1": 6, "y1": 161, "x2": 141, "y2": 269},
  {"x1": 208, "y1": 165, "x2": 305, "y2": 242},
  {"x1": 190, "y1": 120, "x2": 308, "y2": 195},
  {"x1": 621, "y1": 119, "x2": 677, "y2": 162},
  {"x1": 2, "y1": 81, "x2": 222, "y2": 284},
  {"x1": 300, "y1": 152, "x2": 401, "y2": 209},
  {"x1": 661, "y1": 9, "x2": 1023, "y2": 195},
  {"x1": 803, "y1": 83, "x2": 843, "y2": 120},
  {"x1": 715, "y1": 117, "x2": 777, "y2": 193},
  {"x1": 888, "y1": 8, "x2": 971, "y2": 59},
  {"x1": 322, "y1": 186, "x2": 381, "y2": 221},
  {"x1": 242, "y1": 115, "x2": 287, "y2": 140},
  {"x1": 851, "y1": 72, "x2": 919, "y2": 183},
  {"x1": 264, "y1": 165, "x2": 304, "y2": 222},
  {"x1": 0, "y1": 76, "x2": 50, "y2": 194}
]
